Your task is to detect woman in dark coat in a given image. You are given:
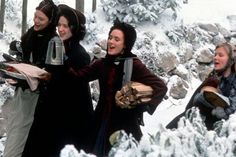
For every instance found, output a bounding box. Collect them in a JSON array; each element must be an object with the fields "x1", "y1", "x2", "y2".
[
  {"x1": 21, "y1": 0, "x2": 58, "y2": 68},
  {"x1": 2, "y1": 1, "x2": 58, "y2": 157},
  {"x1": 22, "y1": 4, "x2": 94, "y2": 157},
  {"x1": 166, "y1": 71, "x2": 220, "y2": 130},
  {"x1": 166, "y1": 42, "x2": 236, "y2": 130},
  {"x1": 69, "y1": 20, "x2": 168, "y2": 156}
]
